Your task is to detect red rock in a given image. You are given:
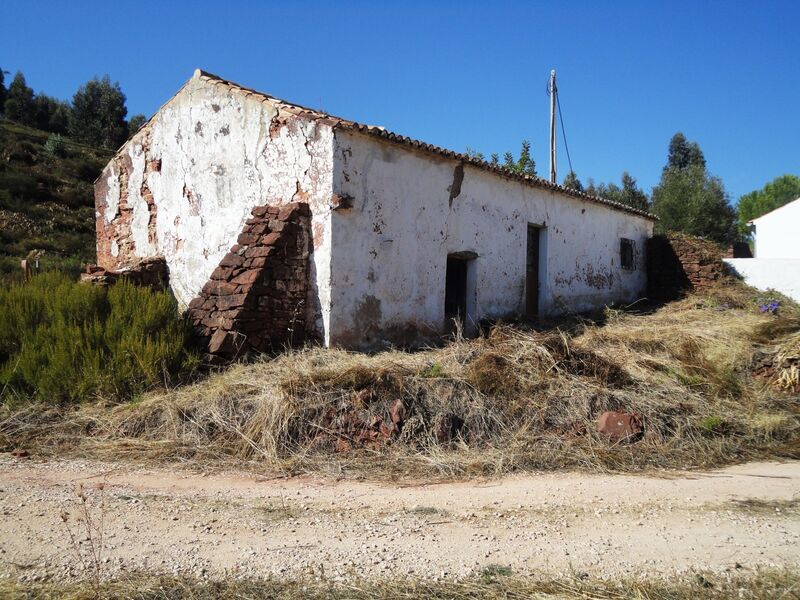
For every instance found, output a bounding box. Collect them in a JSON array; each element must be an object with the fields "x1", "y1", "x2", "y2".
[
  {"x1": 201, "y1": 281, "x2": 238, "y2": 296},
  {"x1": 389, "y1": 400, "x2": 406, "y2": 425},
  {"x1": 215, "y1": 294, "x2": 249, "y2": 310},
  {"x1": 230, "y1": 270, "x2": 261, "y2": 285},
  {"x1": 262, "y1": 233, "x2": 282, "y2": 246},
  {"x1": 597, "y1": 411, "x2": 643, "y2": 442},
  {"x1": 237, "y1": 232, "x2": 259, "y2": 246},
  {"x1": 354, "y1": 388, "x2": 374, "y2": 407},
  {"x1": 245, "y1": 246, "x2": 274, "y2": 258},
  {"x1": 207, "y1": 330, "x2": 235, "y2": 355},
  {"x1": 219, "y1": 252, "x2": 244, "y2": 268}
]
